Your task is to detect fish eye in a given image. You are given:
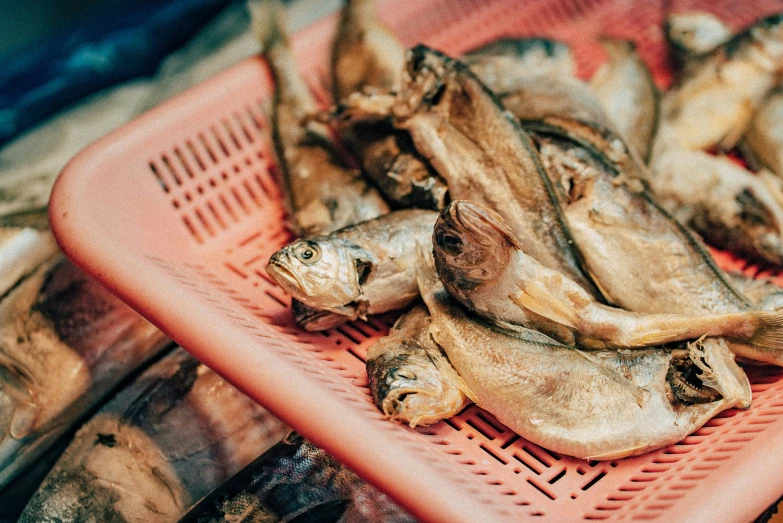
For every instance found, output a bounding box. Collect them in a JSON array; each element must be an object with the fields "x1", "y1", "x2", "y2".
[
  {"x1": 436, "y1": 231, "x2": 463, "y2": 255},
  {"x1": 294, "y1": 242, "x2": 321, "y2": 264}
]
